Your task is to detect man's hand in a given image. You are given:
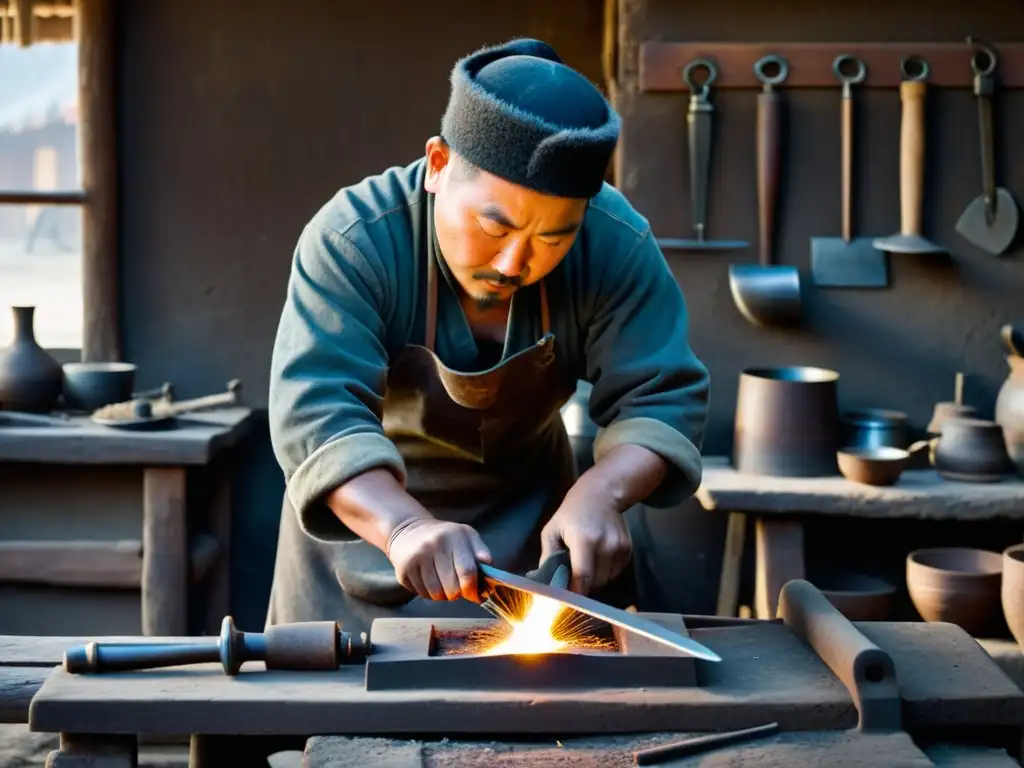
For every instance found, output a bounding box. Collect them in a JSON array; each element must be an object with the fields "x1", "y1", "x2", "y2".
[
  {"x1": 539, "y1": 481, "x2": 633, "y2": 595},
  {"x1": 539, "y1": 444, "x2": 669, "y2": 595},
  {"x1": 386, "y1": 518, "x2": 492, "y2": 603}
]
